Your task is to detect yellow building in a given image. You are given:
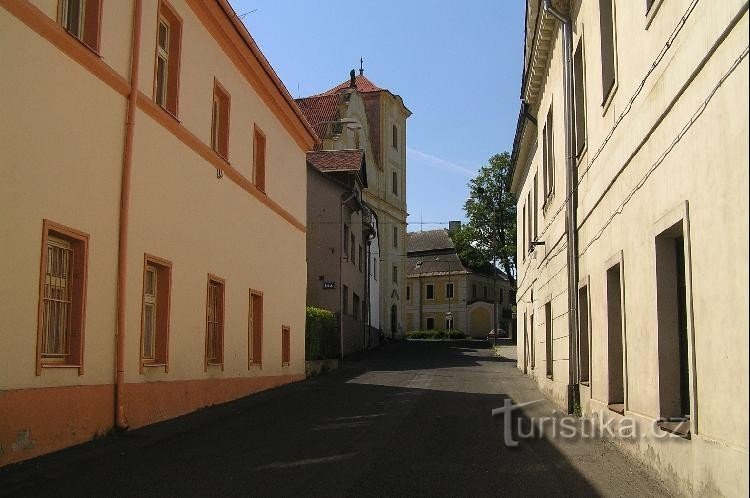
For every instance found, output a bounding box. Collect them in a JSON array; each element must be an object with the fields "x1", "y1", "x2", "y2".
[
  {"x1": 0, "y1": 0, "x2": 317, "y2": 466},
  {"x1": 510, "y1": 0, "x2": 748, "y2": 495}
]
